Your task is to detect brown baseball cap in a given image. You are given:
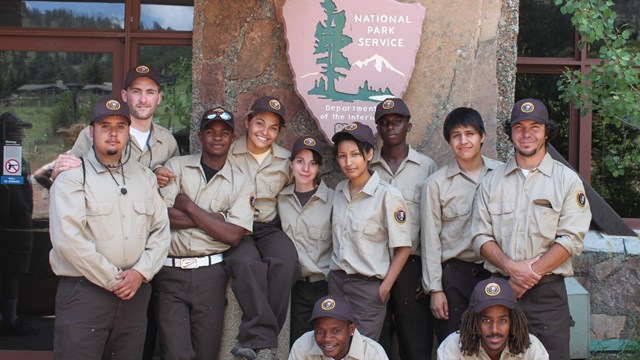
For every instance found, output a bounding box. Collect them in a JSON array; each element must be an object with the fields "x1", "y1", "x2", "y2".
[
  {"x1": 309, "y1": 295, "x2": 353, "y2": 322},
  {"x1": 470, "y1": 277, "x2": 517, "y2": 313},
  {"x1": 375, "y1": 97, "x2": 411, "y2": 123},
  {"x1": 510, "y1": 98, "x2": 549, "y2": 126},
  {"x1": 249, "y1": 96, "x2": 286, "y2": 124},
  {"x1": 200, "y1": 107, "x2": 234, "y2": 131},
  {"x1": 291, "y1": 136, "x2": 324, "y2": 160},
  {"x1": 91, "y1": 96, "x2": 131, "y2": 124},
  {"x1": 123, "y1": 65, "x2": 161, "y2": 89},
  {"x1": 331, "y1": 122, "x2": 375, "y2": 147}
]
